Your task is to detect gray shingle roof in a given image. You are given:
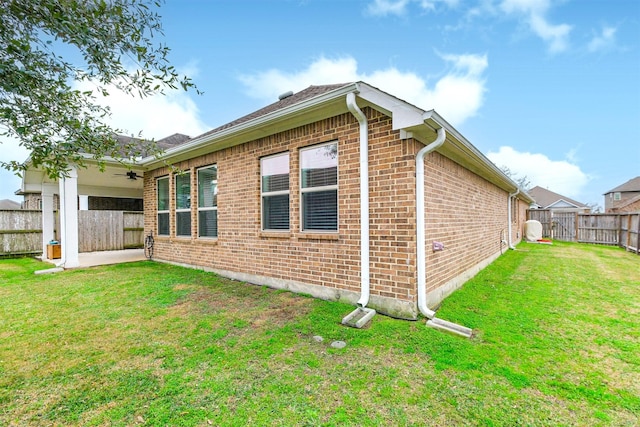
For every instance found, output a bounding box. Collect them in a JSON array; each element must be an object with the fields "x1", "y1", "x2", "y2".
[
  {"x1": 604, "y1": 176, "x2": 640, "y2": 194},
  {"x1": 194, "y1": 84, "x2": 352, "y2": 140},
  {"x1": 529, "y1": 186, "x2": 587, "y2": 208},
  {"x1": 114, "y1": 133, "x2": 191, "y2": 156},
  {"x1": 156, "y1": 133, "x2": 191, "y2": 150},
  {"x1": 0, "y1": 199, "x2": 21, "y2": 209}
]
